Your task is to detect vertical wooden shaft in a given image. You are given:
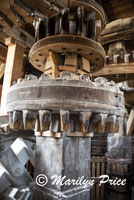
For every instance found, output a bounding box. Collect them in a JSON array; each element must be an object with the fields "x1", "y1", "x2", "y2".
[
  {"x1": 76, "y1": 6, "x2": 84, "y2": 36},
  {"x1": 60, "y1": 8, "x2": 70, "y2": 34},
  {"x1": 87, "y1": 11, "x2": 95, "y2": 40},
  {"x1": 1, "y1": 38, "x2": 24, "y2": 114}
]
